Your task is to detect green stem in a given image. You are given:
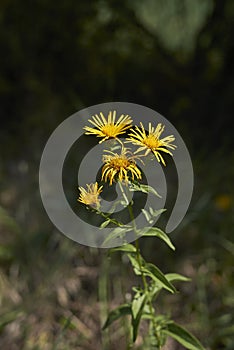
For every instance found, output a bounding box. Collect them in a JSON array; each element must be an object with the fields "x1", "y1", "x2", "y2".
[
  {"x1": 89, "y1": 206, "x2": 123, "y2": 227},
  {"x1": 119, "y1": 181, "x2": 162, "y2": 348},
  {"x1": 134, "y1": 237, "x2": 161, "y2": 348}
]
